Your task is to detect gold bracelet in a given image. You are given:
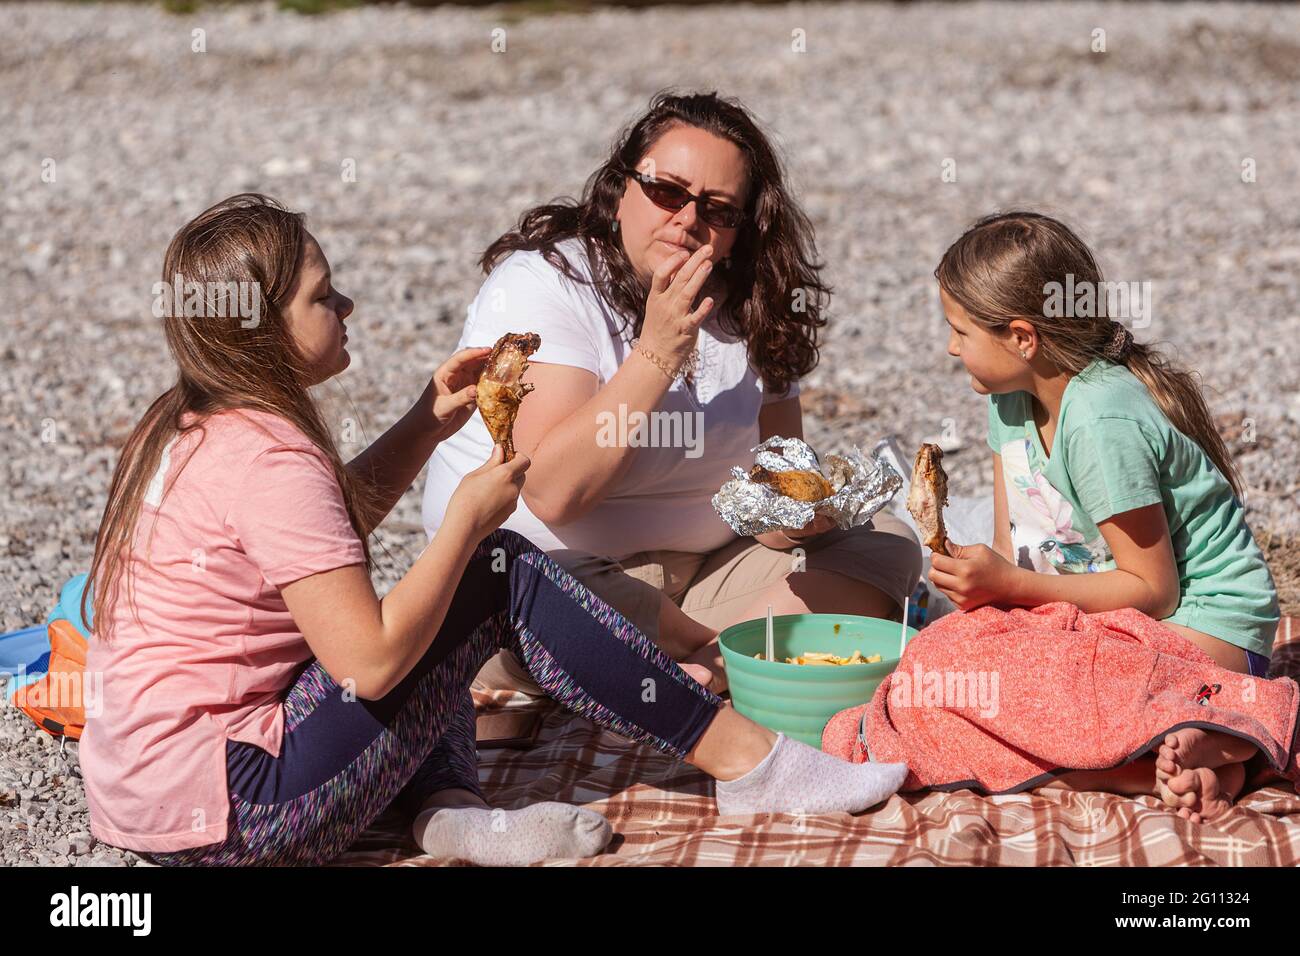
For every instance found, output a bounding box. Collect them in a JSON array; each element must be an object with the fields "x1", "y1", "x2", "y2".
[{"x1": 634, "y1": 342, "x2": 679, "y2": 381}]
